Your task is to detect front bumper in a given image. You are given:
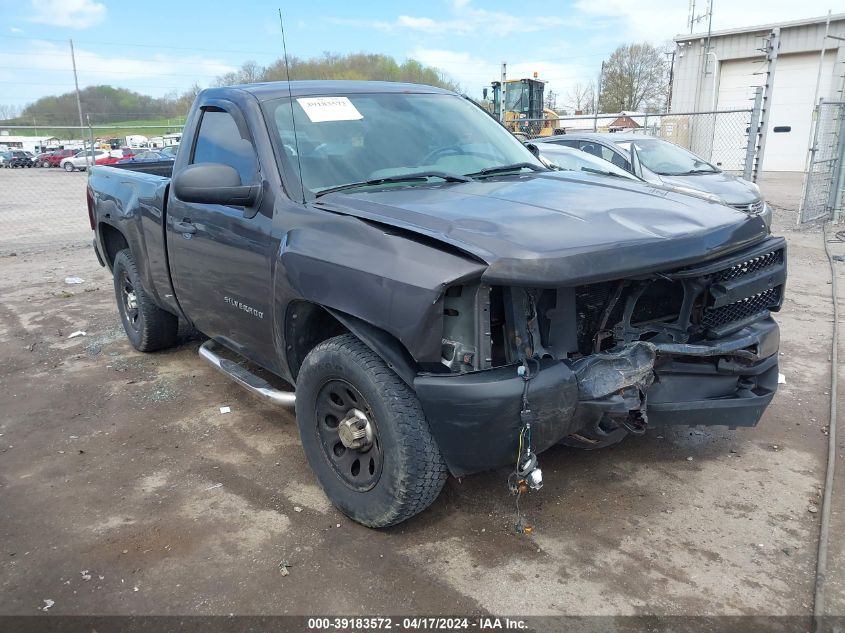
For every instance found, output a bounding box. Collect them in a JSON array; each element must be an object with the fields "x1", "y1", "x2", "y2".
[{"x1": 415, "y1": 318, "x2": 779, "y2": 477}]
